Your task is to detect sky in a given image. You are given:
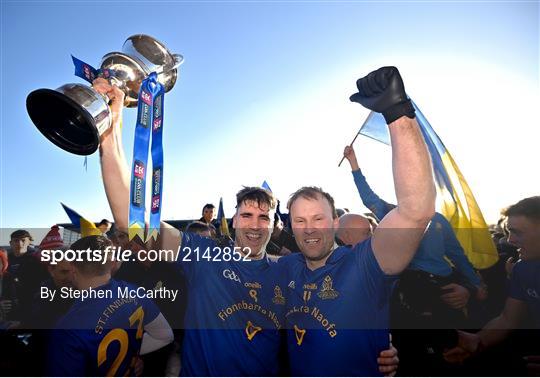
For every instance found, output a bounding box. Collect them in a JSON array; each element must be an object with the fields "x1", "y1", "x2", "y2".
[{"x1": 1, "y1": 0, "x2": 539, "y2": 244}]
